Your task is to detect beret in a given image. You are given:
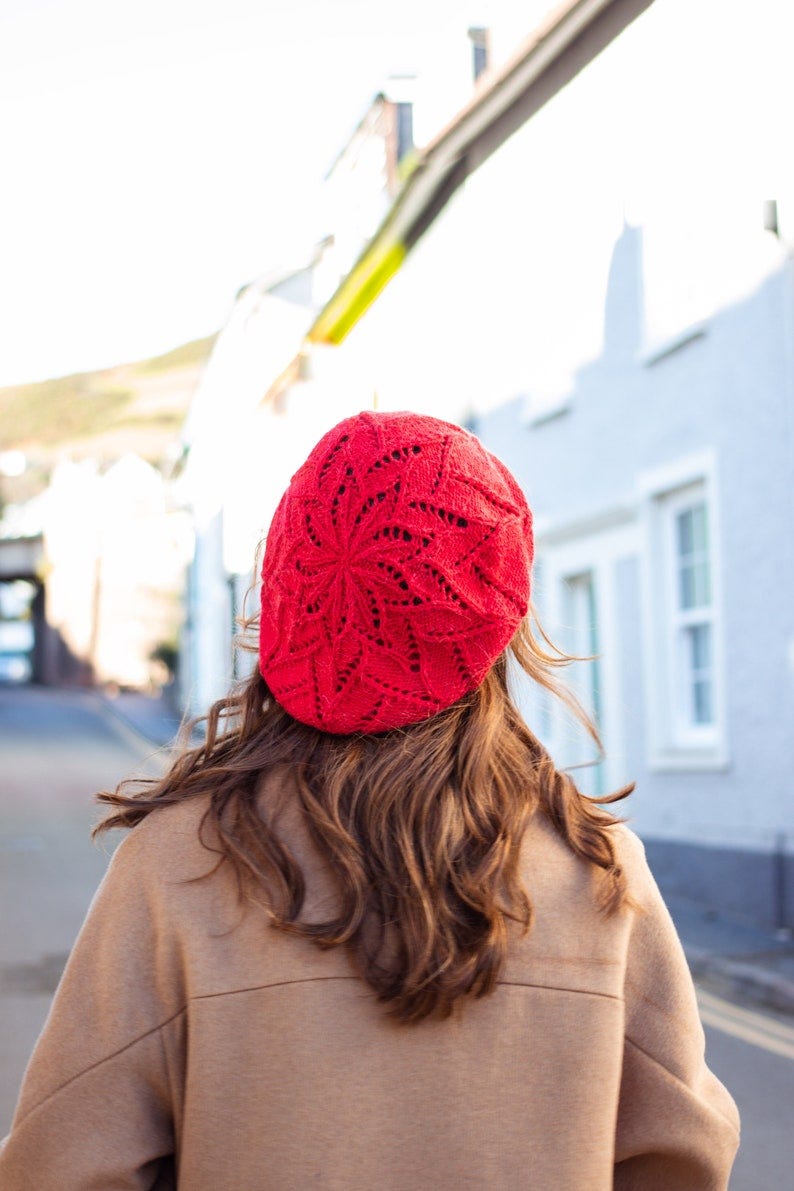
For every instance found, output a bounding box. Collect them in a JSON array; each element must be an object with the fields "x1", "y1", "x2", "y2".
[{"x1": 259, "y1": 410, "x2": 533, "y2": 733}]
